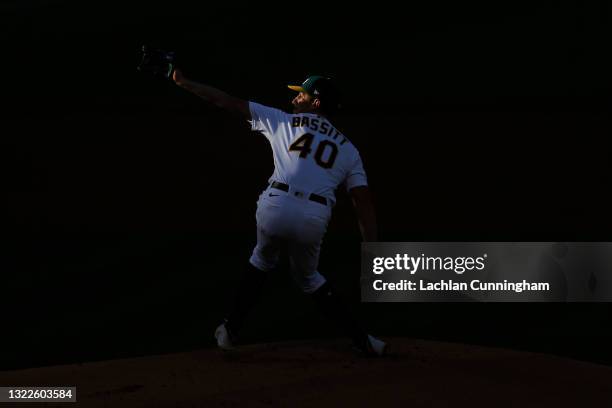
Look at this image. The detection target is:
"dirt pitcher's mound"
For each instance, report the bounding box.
[1,338,611,407]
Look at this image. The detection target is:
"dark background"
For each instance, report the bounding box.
[1,0,611,370]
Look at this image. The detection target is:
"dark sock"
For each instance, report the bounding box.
[311,282,368,347]
[225,263,268,338]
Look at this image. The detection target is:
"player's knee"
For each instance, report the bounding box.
[249,252,278,272]
[299,275,327,294]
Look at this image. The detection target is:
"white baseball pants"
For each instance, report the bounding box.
[249,186,331,294]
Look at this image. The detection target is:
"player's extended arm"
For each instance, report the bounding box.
[172,69,250,119]
[349,186,378,242]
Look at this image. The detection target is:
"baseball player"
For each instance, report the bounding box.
[172,69,386,356]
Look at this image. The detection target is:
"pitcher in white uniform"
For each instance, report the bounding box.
[172,70,386,356]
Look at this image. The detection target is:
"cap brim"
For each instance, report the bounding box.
[288,85,306,92]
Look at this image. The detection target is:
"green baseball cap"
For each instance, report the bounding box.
[288,75,327,96]
[288,75,339,101]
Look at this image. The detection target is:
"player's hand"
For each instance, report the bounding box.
[172,68,185,85]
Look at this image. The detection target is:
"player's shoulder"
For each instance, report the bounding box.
[249,101,292,118]
[335,130,361,158]
[324,118,358,151]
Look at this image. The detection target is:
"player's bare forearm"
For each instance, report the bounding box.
[172,69,250,119]
[350,186,378,242]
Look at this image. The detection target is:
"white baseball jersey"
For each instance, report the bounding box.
[248,101,368,205]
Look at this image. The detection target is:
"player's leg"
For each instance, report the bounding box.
[287,206,386,356]
[219,261,268,343]
[289,246,386,356]
[286,214,369,351]
[216,199,284,349]
[286,204,329,294]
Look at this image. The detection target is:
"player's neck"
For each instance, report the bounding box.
[307,108,325,118]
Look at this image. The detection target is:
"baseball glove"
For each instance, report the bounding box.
[137,46,176,79]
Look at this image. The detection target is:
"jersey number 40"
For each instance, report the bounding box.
[289,133,338,169]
